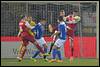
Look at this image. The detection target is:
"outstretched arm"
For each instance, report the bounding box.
[51,30,60,37]
[66,26,72,30]
[25,21,35,29]
[17,27,23,37]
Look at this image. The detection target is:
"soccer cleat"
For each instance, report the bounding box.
[39,53,43,57]
[44,58,49,62]
[17,57,22,62]
[42,53,50,56]
[30,57,37,62]
[48,52,51,56]
[56,60,63,63]
[44,53,51,57]
[70,56,73,64]
[48,59,56,62]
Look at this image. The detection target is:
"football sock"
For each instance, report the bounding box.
[21,47,26,59]
[35,44,45,54]
[52,48,57,59]
[32,51,40,58]
[49,42,54,54]
[44,47,47,59]
[57,49,62,60]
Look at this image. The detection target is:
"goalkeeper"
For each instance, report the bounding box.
[66,10,81,63]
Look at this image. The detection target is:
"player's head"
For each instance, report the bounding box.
[40,18,47,25]
[73,10,78,16]
[58,16,64,22]
[27,16,32,22]
[20,15,27,21]
[68,10,73,16]
[59,10,65,17]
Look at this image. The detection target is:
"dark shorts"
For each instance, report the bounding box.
[67,29,74,39]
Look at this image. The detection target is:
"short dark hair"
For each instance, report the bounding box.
[60,10,65,12]
[73,10,78,13]
[20,15,26,19]
[68,10,78,15]
[58,16,64,21]
[68,10,73,15]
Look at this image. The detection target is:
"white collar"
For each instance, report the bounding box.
[38,22,42,25]
[60,22,65,25]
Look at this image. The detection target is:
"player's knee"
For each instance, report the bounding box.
[57,47,60,49]
[34,41,38,45]
[53,45,57,49]
[43,44,48,48]
[21,46,26,51]
[57,48,60,51]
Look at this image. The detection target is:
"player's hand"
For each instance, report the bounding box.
[17,32,21,37]
[51,34,54,38]
[66,26,73,30]
[48,24,53,33]
[17,34,21,37]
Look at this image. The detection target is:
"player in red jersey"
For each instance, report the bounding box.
[17,16,47,61]
[66,11,81,63]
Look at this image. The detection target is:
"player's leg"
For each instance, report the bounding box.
[18,42,23,57]
[49,39,63,62]
[25,34,45,54]
[32,38,48,61]
[42,38,48,60]
[56,48,63,62]
[31,50,40,62]
[49,45,63,63]
[68,30,74,63]
[34,41,45,54]
[32,50,40,58]
[17,39,28,61]
[69,37,74,57]
[69,36,74,63]
[19,45,27,59]
[55,39,65,62]
[43,43,48,61]
[48,34,57,54]
[31,38,48,62]
[48,45,57,62]
[48,42,55,54]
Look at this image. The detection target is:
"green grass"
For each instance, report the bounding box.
[1,58,99,66]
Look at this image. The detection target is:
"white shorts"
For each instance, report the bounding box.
[54,38,66,48]
[36,37,46,47]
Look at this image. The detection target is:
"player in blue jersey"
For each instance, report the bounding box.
[30,18,48,62]
[48,16,70,62]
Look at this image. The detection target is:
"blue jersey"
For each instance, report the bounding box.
[58,22,67,40]
[31,23,44,39]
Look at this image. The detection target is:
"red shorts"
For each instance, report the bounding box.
[20,32,35,46]
[67,29,74,39]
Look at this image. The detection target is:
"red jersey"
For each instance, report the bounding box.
[66,15,76,29]
[19,20,29,34]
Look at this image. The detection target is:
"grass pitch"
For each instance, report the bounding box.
[1,58,99,66]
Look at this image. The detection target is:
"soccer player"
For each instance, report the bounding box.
[17,16,46,61]
[31,18,48,61]
[48,24,58,55]
[27,16,36,36]
[48,10,66,55]
[66,10,81,63]
[17,16,36,60]
[58,10,66,22]
[49,16,67,63]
